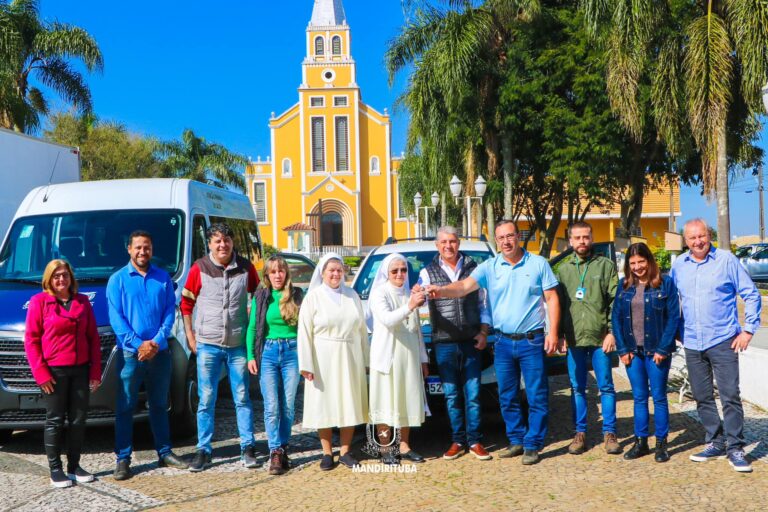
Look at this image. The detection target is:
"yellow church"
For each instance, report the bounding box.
[246,0,681,255]
[245,0,409,254]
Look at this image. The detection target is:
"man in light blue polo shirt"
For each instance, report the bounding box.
[426,220,560,465]
[671,218,761,473]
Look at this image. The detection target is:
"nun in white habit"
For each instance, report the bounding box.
[368,253,429,464]
[297,253,369,470]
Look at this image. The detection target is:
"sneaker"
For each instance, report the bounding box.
[189,450,212,472]
[469,443,492,460]
[498,444,524,458]
[604,433,621,454]
[50,469,73,488]
[113,459,131,481]
[319,453,335,471]
[568,432,586,455]
[338,453,359,469]
[269,448,286,475]
[689,443,726,462]
[280,446,291,470]
[66,465,95,483]
[381,451,400,466]
[521,449,540,465]
[241,445,259,469]
[727,451,753,473]
[158,452,189,469]
[654,437,670,463]
[442,442,465,460]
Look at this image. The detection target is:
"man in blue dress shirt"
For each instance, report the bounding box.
[671,218,761,473]
[107,230,188,480]
[426,220,561,465]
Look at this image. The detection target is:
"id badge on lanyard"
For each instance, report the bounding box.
[575,260,589,301]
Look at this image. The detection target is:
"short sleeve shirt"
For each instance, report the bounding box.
[470,251,559,333]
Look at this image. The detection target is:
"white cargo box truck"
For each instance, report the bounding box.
[0,127,80,235]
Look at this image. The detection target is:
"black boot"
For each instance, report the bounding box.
[655,437,670,463]
[623,437,650,460]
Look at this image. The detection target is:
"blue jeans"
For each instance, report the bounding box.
[196,343,254,453]
[434,341,482,446]
[625,349,670,438]
[567,346,616,434]
[259,339,300,451]
[494,333,548,450]
[114,349,172,462]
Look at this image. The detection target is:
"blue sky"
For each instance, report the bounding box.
[40,0,766,240]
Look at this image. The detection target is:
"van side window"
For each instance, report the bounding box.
[192,215,207,261]
[209,216,263,265]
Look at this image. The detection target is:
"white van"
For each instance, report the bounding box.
[0,179,263,440]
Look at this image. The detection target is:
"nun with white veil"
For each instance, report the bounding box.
[297,253,369,471]
[368,253,429,465]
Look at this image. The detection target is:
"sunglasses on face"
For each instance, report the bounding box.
[389,268,408,275]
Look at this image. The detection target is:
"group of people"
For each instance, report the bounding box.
[23,216,761,488]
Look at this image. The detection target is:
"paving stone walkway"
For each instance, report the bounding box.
[1,372,766,511]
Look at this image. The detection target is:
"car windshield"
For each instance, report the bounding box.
[282,255,315,290]
[0,209,185,282]
[353,249,494,299]
[735,246,754,258]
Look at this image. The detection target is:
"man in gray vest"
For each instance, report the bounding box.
[415,226,492,461]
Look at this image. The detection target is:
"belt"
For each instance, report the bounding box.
[499,328,545,340]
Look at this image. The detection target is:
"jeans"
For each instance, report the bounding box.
[115,349,172,462]
[196,343,254,453]
[259,339,300,451]
[625,349,670,438]
[434,341,482,446]
[566,346,616,434]
[43,365,89,471]
[494,333,548,450]
[685,339,744,453]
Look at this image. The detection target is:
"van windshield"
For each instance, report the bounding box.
[0,209,185,282]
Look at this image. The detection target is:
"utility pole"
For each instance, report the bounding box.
[668,177,676,232]
[757,162,765,242]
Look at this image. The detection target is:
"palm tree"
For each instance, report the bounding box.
[387,0,540,223]
[581,0,768,250]
[0,0,103,132]
[161,129,247,191]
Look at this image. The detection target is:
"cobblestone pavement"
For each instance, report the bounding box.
[1,371,767,512]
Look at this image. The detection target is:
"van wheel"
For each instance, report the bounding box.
[0,429,12,444]
[171,359,198,440]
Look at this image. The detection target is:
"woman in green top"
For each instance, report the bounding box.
[246,256,304,475]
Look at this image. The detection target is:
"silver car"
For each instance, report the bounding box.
[740,246,768,282]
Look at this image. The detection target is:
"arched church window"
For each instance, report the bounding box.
[314,36,325,56]
[332,36,342,55]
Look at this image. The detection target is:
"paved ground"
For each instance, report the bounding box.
[1,372,767,512]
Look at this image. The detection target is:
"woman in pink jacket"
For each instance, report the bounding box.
[24,259,102,488]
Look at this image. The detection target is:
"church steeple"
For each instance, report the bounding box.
[309,0,346,27]
[303,0,355,88]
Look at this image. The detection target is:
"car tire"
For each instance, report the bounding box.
[0,429,12,444]
[171,358,198,440]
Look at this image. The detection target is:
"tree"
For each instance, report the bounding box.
[387,0,541,234]
[160,129,247,190]
[581,0,768,251]
[0,0,102,132]
[45,112,170,181]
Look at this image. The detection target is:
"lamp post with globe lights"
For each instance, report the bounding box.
[449,175,487,237]
[414,191,440,238]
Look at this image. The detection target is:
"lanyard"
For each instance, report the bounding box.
[575,258,590,288]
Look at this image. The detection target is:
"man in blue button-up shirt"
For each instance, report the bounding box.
[670,218,761,473]
[107,230,187,480]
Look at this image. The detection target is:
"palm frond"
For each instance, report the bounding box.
[36,23,104,72]
[651,36,687,156]
[726,0,768,108]
[684,12,733,194]
[37,57,92,112]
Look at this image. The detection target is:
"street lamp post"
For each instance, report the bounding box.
[449,175,487,237]
[414,192,439,238]
[761,83,768,242]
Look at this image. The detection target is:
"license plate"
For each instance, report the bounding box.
[425,376,443,395]
[19,394,44,409]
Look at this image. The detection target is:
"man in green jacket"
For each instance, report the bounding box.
[556,221,620,455]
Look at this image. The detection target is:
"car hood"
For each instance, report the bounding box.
[0,282,110,333]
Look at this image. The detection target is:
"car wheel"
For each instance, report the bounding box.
[0,429,12,445]
[171,358,198,440]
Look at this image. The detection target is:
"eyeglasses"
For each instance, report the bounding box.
[389,268,408,275]
[495,233,518,242]
[52,272,71,280]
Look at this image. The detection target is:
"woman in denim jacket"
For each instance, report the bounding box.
[612,243,680,462]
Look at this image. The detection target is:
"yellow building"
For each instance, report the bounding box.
[517,182,681,253]
[246,0,681,255]
[245,0,409,253]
